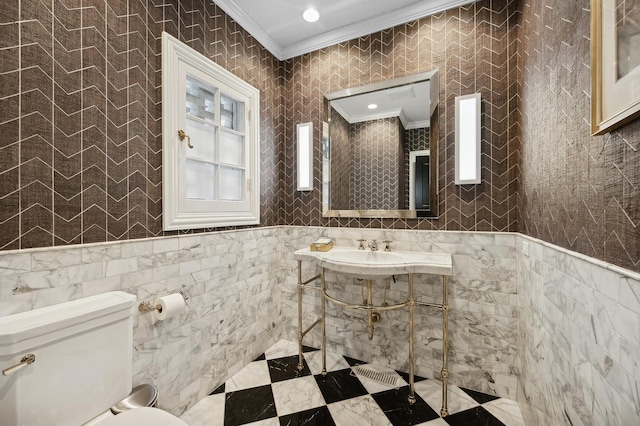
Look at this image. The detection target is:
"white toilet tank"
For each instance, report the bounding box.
[0,291,137,426]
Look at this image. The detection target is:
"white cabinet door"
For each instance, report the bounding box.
[162,32,260,230]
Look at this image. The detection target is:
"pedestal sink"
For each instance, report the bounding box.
[293,245,453,415]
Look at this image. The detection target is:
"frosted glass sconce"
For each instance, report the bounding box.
[297,122,313,191]
[455,93,481,185]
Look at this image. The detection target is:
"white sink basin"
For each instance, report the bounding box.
[294,247,452,278]
[321,250,405,265]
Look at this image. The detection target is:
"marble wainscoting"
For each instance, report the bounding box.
[0,227,283,416]
[280,226,519,400]
[517,236,640,426]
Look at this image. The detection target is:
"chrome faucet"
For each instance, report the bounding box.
[368,240,378,251]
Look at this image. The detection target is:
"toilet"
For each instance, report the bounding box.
[0,291,188,426]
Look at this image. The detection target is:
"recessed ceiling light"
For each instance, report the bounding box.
[368,103,378,110]
[302,8,320,23]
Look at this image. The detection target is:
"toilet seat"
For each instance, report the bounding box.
[99,407,188,426]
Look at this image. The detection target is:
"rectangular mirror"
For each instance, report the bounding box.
[323,70,439,218]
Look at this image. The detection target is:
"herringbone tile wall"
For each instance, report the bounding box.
[519,0,640,272]
[3,0,637,273]
[0,0,282,249]
[328,108,350,210]
[282,0,521,232]
[349,117,403,210]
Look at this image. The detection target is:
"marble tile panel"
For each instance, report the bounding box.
[620,276,640,315]
[57,262,104,286]
[0,253,32,276]
[264,339,300,360]
[303,349,352,375]
[81,275,122,297]
[4,269,59,294]
[105,257,138,277]
[418,418,449,426]
[225,360,271,392]
[82,244,122,263]
[415,380,478,414]
[180,394,225,426]
[31,248,81,271]
[271,375,326,416]
[327,394,390,426]
[152,237,180,254]
[31,284,82,309]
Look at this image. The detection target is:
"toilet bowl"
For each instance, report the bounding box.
[0,292,188,426]
[86,407,188,426]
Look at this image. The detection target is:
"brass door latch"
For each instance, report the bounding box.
[178,130,194,149]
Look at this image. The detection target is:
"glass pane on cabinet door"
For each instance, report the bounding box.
[219,130,244,167]
[186,160,216,200]
[220,94,244,132]
[219,166,244,201]
[186,76,216,122]
[185,119,216,162]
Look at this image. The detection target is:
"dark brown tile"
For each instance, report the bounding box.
[21,224,53,248]
[0,214,20,249]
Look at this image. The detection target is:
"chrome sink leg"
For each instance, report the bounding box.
[408,273,416,404]
[297,260,304,371]
[441,275,450,416]
[321,268,327,375]
[366,280,374,340]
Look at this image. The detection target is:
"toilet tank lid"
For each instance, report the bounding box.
[0,291,136,346]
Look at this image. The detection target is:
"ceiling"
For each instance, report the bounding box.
[213,0,479,60]
[330,80,432,129]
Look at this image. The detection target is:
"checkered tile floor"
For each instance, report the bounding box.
[181,340,525,426]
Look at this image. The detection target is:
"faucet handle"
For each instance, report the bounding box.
[368,239,378,251]
[382,240,392,251]
[357,239,366,250]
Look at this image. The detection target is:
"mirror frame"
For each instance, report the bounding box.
[323,70,439,219]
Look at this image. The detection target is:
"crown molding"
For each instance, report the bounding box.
[214,0,479,61]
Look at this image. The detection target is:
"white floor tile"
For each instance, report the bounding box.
[271,375,326,416]
[416,418,450,426]
[328,394,392,426]
[180,393,225,426]
[303,349,351,375]
[225,360,271,392]
[243,418,279,426]
[483,398,526,426]
[264,340,300,360]
[415,380,478,415]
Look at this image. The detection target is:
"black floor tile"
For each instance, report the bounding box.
[302,345,320,352]
[372,386,440,426]
[460,387,500,404]
[279,406,336,426]
[210,383,225,395]
[314,369,368,404]
[395,370,428,384]
[267,355,312,383]
[224,384,277,426]
[342,355,365,366]
[254,353,266,361]
[444,406,506,426]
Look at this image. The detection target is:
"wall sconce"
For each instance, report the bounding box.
[455,93,481,185]
[297,122,313,191]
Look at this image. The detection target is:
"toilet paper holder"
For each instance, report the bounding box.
[138,291,189,313]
